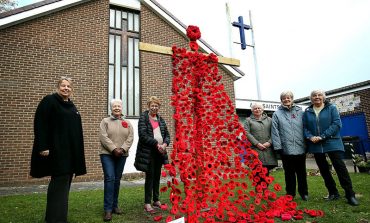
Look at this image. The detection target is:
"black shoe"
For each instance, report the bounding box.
[103,212,112,222]
[347,196,359,206]
[301,195,308,201]
[112,207,123,215]
[323,194,340,200]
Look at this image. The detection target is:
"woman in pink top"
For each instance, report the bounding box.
[134,96,170,213]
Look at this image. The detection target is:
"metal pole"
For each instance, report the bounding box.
[249,10,261,100]
[225,2,233,58]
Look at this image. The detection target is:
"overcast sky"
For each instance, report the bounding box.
[156,0,370,101]
[16,0,370,101]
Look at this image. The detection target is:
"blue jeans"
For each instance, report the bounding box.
[100,154,127,211]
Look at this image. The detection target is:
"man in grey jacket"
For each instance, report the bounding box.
[271,91,308,201]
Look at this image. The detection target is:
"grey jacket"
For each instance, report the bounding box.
[244,113,277,166]
[271,104,306,155]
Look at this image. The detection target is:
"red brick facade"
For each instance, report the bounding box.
[0,0,110,186]
[0,0,236,186]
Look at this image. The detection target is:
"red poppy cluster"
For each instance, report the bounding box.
[155,25,323,222]
[121,121,128,128]
[186,25,201,41]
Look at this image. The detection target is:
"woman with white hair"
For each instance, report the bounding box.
[271,91,308,201]
[303,90,359,206]
[244,103,277,190]
[99,98,134,221]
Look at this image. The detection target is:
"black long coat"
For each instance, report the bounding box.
[30,93,86,178]
[134,110,170,172]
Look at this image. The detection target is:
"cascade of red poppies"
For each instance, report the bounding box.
[157,25,323,223]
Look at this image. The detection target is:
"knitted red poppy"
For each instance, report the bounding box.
[121,121,128,128]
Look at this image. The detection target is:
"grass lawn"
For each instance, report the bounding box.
[0,169,369,223]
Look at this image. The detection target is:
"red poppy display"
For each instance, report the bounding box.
[158,25,324,222]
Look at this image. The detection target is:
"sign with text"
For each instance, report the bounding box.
[236,99,280,111]
[236,99,307,111]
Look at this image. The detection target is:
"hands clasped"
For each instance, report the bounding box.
[310,136,322,143]
[39,150,50,156]
[112,148,124,157]
[157,144,167,154]
[256,142,271,151]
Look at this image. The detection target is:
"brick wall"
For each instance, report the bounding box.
[358,88,370,136]
[0,0,110,186]
[0,2,237,186]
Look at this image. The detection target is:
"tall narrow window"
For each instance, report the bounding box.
[108,7,140,117]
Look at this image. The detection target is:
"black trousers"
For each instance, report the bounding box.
[144,154,162,204]
[314,151,355,198]
[281,154,308,197]
[45,174,73,223]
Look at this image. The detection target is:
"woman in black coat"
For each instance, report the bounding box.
[30,76,86,223]
[134,96,170,213]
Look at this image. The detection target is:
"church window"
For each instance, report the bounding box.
[108,7,140,117]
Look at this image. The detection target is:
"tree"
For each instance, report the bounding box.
[0,0,17,13]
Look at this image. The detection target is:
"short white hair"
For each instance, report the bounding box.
[251,102,264,111]
[110,98,122,109]
[310,90,326,103]
[280,90,294,100]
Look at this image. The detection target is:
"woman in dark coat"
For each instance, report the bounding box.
[303,89,359,206]
[30,76,86,223]
[134,96,170,213]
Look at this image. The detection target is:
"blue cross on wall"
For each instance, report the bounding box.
[232,16,251,50]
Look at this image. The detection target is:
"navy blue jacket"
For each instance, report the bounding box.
[303,102,344,153]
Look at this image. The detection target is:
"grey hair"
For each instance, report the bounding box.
[251,102,264,111]
[56,76,73,89]
[310,90,326,103]
[110,98,123,109]
[280,90,294,100]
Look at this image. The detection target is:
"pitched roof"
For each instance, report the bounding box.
[0,0,245,80]
[294,80,370,104]
[0,0,91,28]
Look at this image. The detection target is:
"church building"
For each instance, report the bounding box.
[0,0,244,185]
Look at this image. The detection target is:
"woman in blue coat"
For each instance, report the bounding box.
[271,91,308,201]
[303,90,359,206]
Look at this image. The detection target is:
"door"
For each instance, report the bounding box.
[340,113,369,153]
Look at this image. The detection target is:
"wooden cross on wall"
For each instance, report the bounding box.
[139,42,240,66]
